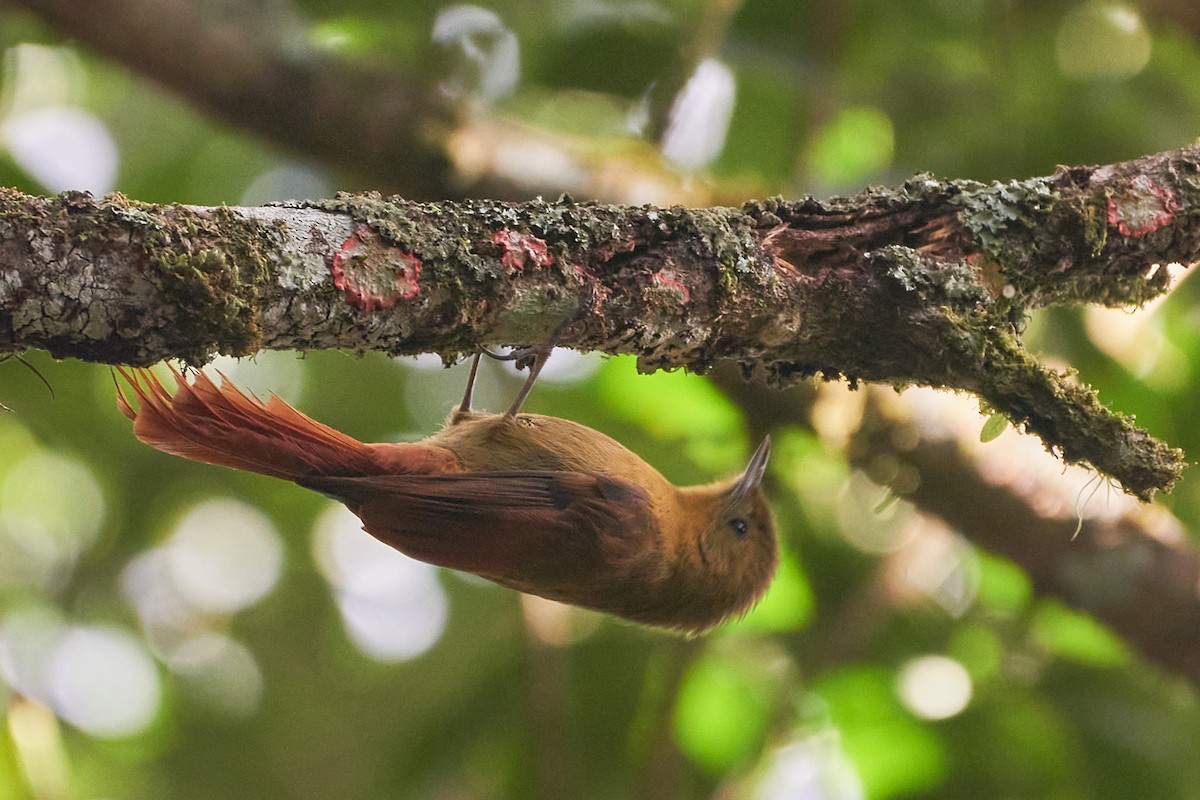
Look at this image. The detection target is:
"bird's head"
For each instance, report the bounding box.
[673,436,778,631]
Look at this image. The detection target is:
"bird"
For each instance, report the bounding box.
[115,353,778,633]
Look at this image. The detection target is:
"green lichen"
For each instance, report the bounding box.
[490,284,583,341]
[953,177,1056,257]
[681,206,761,296]
[953,317,1184,500]
[103,195,272,364]
[948,177,1059,306]
[876,245,990,306]
[0,187,39,243]
[1080,196,1108,257]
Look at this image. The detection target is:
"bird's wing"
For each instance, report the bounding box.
[299,470,661,596]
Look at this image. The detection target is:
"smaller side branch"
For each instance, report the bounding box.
[966,326,1183,501]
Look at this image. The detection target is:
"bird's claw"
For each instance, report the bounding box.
[481,344,553,372]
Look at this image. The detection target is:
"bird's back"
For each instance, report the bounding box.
[431,412,676,495]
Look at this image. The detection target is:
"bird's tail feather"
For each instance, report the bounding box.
[116,366,379,480]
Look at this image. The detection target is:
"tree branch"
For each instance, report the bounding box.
[2,145,1199,497]
[2,0,456,199]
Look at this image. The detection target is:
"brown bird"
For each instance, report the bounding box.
[115,355,777,632]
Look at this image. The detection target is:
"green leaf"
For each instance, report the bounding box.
[597,357,744,474]
[979,412,1009,442]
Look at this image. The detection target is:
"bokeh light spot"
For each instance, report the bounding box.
[0,607,67,702]
[399,354,503,430]
[521,594,601,646]
[674,655,771,772]
[498,348,601,385]
[662,58,737,170]
[432,4,520,102]
[122,547,205,641]
[313,504,448,661]
[165,499,284,615]
[166,633,263,719]
[204,352,309,406]
[805,106,894,189]
[896,655,973,721]
[1032,601,1130,666]
[1,43,83,112]
[239,164,331,205]
[753,734,865,800]
[814,667,947,798]
[730,550,814,633]
[47,626,161,738]
[0,451,104,590]
[1056,3,1151,79]
[2,106,118,194]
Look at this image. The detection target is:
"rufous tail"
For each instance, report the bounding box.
[116,366,383,481]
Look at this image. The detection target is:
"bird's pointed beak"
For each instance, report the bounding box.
[731,435,771,502]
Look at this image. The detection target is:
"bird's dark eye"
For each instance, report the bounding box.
[728,518,748,538]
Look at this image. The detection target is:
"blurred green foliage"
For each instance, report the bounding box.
[1,0,1200,799]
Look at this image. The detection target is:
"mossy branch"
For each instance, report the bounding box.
[2,145,1199,498]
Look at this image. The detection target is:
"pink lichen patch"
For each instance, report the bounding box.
[493,228,554,272]
[331,225,421,311]
[650,269,691,305]
[1106,175,1178,237]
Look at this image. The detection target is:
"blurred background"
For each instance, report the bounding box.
[1,0,1200,798]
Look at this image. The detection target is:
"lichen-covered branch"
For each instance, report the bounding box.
[2,145,1199,497]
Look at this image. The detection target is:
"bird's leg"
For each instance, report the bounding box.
[482,345,554,417]
[456,352,484,416]
[505,346,550,417]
